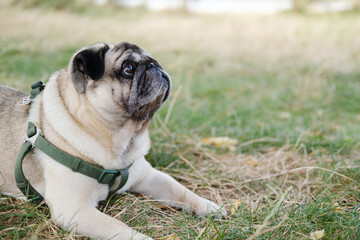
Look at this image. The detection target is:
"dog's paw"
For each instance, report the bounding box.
[206,200,228,219]
[194,198,227,219]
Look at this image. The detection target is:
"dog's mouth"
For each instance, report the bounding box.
[125,63,171,121]
[160,70,171,103]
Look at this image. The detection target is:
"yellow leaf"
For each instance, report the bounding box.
[230,200,241,215]
[310,229,325,240]
[332,202,339,209]
[151,202,169,209]
[245,159,259,166]
[202,137,238,150]
[156,234,181,240]
[331,202,345,213]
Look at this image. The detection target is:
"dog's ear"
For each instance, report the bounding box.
[70,44,109,93]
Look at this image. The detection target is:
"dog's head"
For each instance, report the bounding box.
[68,42,171,122]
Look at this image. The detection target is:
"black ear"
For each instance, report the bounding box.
[71,44,109,93]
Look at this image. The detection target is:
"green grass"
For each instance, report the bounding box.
[0,1,359,239]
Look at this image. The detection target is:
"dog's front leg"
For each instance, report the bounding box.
[42,160,151,240]
[50,203,150,240]
[129,159,226,218]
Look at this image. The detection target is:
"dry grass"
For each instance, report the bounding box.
[160,140,357,207]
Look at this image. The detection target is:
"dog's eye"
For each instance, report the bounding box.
[123,63,134,77]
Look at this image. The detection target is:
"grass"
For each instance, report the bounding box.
[0,1,359,239]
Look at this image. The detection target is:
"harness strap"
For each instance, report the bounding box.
[30,81,45,100]
[15,140,44,204]
[15,81,131,203]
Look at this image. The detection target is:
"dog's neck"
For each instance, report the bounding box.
[29,70,151,169]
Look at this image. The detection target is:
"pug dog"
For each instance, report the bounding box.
[0,42,226,240]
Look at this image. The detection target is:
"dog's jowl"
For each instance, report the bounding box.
[0,42,226,240]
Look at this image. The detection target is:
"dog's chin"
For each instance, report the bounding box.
[124,82,169,122]
[124,67,171,121]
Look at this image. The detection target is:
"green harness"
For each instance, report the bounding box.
[15,81,131,204]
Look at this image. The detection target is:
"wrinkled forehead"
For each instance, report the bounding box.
[109,42,151,64]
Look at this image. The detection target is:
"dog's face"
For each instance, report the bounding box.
[69,42,171,123]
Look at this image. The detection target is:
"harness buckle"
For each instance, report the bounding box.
[24,126,42,147]
[18,96,33,105]
[97,169,119,186]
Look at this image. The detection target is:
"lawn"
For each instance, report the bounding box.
[0,1,359,239]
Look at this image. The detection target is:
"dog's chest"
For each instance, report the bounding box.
[112,129,150,169]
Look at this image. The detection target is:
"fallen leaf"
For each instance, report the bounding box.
[202,137,238,150]
[245,159,259,166]
[331,202,345,213]
[151,202,169,209]
[156,234,181,240]
[310,229,325,240]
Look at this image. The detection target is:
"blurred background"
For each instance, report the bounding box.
[1,0,359,152]
[0,0,359,239]
[103,0,360,13]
